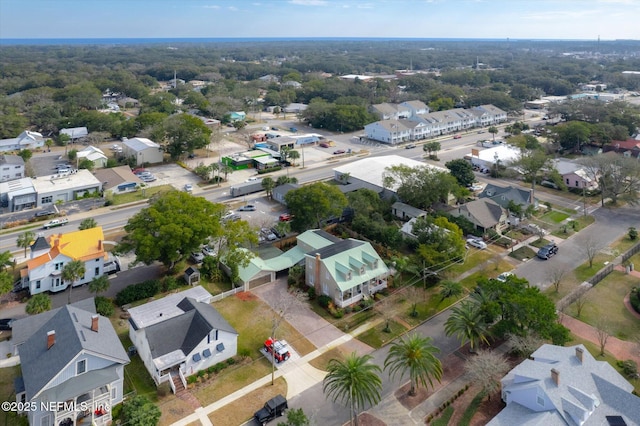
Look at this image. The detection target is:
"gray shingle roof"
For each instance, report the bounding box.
[17,304,128,399]
[455,198,504,228]
[145,297,237,359]
[480,184,533,208]
[0,154,25,166]
[488,344,640,426]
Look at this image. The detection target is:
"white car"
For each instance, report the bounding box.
[496,272,513,282]
[191,252,204,263]
[466,238,487,250]
[184,184,193,192]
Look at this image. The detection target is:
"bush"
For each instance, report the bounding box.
[617,360,638,379]
[162,276,181,292]
[238,348,251,358]
[307,287,316,300]
[95,296,115,317]
[631,288,640,314]
[115,279,161,306]
[318,295,332,309]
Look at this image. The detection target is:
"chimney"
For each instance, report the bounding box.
[98,240,103,251]
[550,368,560,386]
[314,253,322,296]
[91,315,99,332]
[47,330,56,349]
[575,347,584,364]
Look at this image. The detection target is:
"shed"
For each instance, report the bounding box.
[184,266,200,286]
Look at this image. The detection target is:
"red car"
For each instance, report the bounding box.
[319,143,330,148]
[333,149,346,155]
[264,338,291,363]
[453,134,462,139]
[279,213,292,222]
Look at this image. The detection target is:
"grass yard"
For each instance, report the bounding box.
[214,293,315,359]
[439,249,494,278]
[567,271,640,342]
[206,378,287,426]
[0,366,28,426]
[573,253,616,283]
[192,358,273,406]
[158,396,195,426]
[540,210,570,224]
[308,346,350,370]
[508,246,537,261]
[358,319,408,349]
[109,184,175,205]
[529,237,551,249]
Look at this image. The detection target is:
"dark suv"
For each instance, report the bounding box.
[537,242,558,260]
[254,394,287,425]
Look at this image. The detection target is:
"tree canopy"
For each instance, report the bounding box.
[117,191,226,270]
[382,165,459,210]
[285,182,348,232]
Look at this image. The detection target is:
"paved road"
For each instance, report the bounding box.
[290,308,460,426]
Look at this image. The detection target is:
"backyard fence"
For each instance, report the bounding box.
[210,286,243,302]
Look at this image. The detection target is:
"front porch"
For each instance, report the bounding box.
[53,385,112,426]
[335,277,388,308]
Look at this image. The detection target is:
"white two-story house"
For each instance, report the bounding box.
[12,301,129,426]
[21,227,108,295]
[128,286,238,393]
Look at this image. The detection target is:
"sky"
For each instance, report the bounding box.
[0,0,638,41]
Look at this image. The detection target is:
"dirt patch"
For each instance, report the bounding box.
[355,412,386,426]
[395,382,430,410]
[443,385,505,426]
[395,351,467,411]
[235,291,257,301]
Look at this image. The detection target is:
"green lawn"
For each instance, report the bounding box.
[109,185,175,205]
[214,293,315,359]
[358,319,408,348]
[530,238,550,248]
[573,253,615,283]
[508,246,537,261]
[567,271,640,342]
[540,210,570,224]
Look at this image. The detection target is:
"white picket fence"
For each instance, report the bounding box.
[210,287,243,302]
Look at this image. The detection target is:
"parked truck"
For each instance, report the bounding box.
[264,337,291,363]
[254,394,288,425]
[43,218,69,229]
[230,180,263,198]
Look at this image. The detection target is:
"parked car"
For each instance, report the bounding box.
[140,175,156,182]
[453,134,462,139]
[537,242,558,260]
[264,338,291,363]
[184,184,193,192]
[271,227,285,239]
[477,129,486,133]
[254,394,288,425]
[202,246,217,257]
[319,143,330,148]
[496,272,513,282]
[279,213,292,222]
[103,260,120,275]
[466,238,487,250]
[191,252,205,264]
[0,318,15,331]
[333,149,346,155]
[405,143,416,149]
[237,204,256,211]
[468,184,484,192]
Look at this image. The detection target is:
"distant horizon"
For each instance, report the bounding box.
[2,36,638,46]
[1,1,638,41]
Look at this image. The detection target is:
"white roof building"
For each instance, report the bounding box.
[32,169,102,208]
[77,146,108,168]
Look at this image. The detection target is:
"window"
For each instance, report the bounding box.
[575,180,579,187]
[77,359,87,375]
[55,262,63,271]
[111,387,117,401]
[94,267,99,276]
[35,280,40,289]
[41,196,53,204]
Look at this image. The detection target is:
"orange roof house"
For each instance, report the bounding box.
[22,227,108,295]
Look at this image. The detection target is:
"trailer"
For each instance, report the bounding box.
[230,180,264,197]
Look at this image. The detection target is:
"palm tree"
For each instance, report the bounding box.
[0,250,13,272]
[62,260,86,305]
[488,125,498,141]
[444,301,490,352]
[323,352,382,426]
[384,333,443,396]
[261,177,276,198]
[288,149,300,166]
[208,162,220,184]
[220,164,233,181]
[16,231,35,258]
[79,218,98,230]
[88,275,110,297]
[439,280,464,301]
